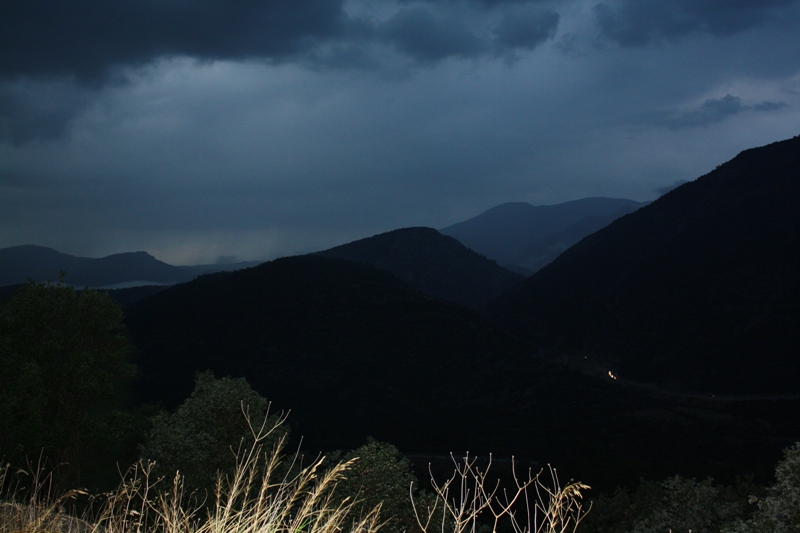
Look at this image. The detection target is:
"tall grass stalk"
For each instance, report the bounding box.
[411,454,589,533]
[2,410,382,533]
[0,457,91,533]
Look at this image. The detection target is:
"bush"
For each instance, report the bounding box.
[333,439,421,533]
[726,442,800,532]
[139,371,287,495]
[585,475,752,533]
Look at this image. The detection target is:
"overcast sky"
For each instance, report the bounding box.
[2,0,799,265]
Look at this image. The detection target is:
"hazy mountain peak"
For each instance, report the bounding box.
[317,226,524,307]
[441,197,647,273]
[0,245,263,291]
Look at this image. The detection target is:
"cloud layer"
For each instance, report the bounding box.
[1,0,799,264]
[594,0,795,46]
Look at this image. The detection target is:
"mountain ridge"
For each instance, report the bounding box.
[487,135,800,395]
[0,245,263,288]
[316,226,524,307]
[440,197,646,273]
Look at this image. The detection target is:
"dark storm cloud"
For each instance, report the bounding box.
[753,101,789,111]
[0,0,355,143]
[1,1,799,264]
[0,80,92,144]
[1,0,566,143]
[0,0,348,83]
[2,0,564,83]
[402,0,553,6]
[377,3,560,63]
[492,9,560,51]
[594,0,797,46]
[379,7,487,62]
[662,94,789,129]
[680,94,748,126]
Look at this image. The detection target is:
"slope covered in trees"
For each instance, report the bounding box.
[0,281,137,489]
[124,253,798,490]
[126,255,547,454]
[488,136,800,395]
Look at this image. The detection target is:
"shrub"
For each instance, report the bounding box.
[726,442,800,533]
[139,371,287,495]
[333,439,421,533]
[584,475,753,533]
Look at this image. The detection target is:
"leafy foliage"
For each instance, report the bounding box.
[584,474,754,533]
[332,438,422,533]
[726,442,800,532]
[0,280,136,488]
[139,371,286,494]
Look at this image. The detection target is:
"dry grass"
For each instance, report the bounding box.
[1,412,382,533]
[0,459,93,533]
[3,413,589,533]
[411,454,590,533]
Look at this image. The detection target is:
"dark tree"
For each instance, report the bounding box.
[139,371,286,495]
[0,280,136,489]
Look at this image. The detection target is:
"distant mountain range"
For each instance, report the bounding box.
[2,196,640,301]
[3,135,799,489]
[441,197,647,274]
[0,245,261,288]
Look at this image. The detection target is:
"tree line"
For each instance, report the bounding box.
[1,280,798,532]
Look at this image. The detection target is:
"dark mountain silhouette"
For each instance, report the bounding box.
[316,227,524,307]
[0,245,261,289]
[125,255,544,454]
[488,135,800,395]
[0,245,94,285]
[69,251,183,287]
[124,254,797,490]
[441,198,646,274]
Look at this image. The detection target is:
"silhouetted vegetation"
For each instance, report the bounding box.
[0,280,138,489]
[139,371,287,496]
